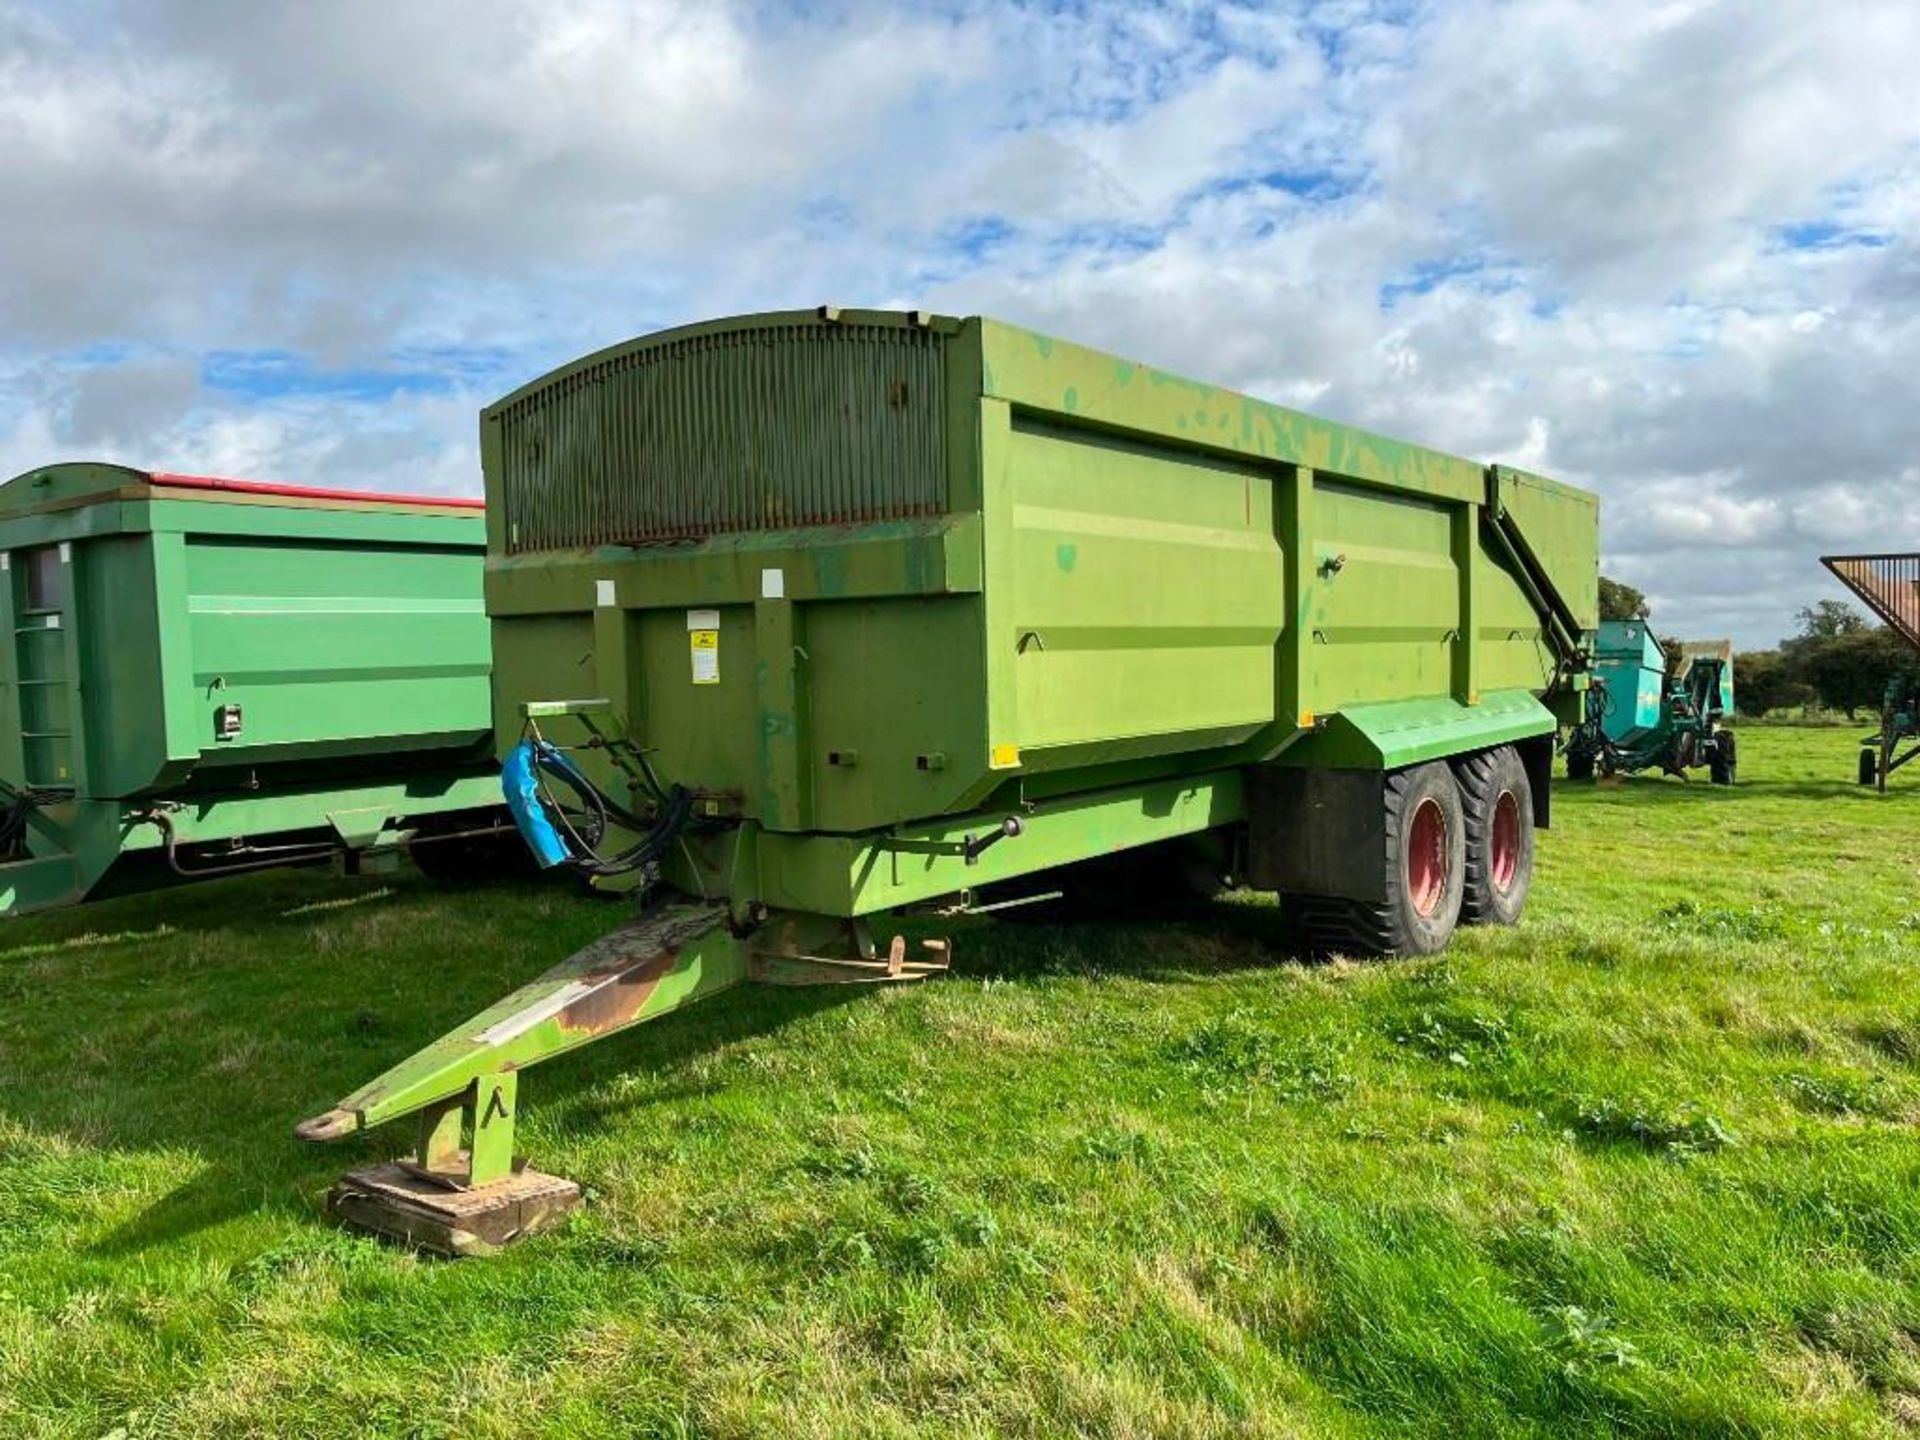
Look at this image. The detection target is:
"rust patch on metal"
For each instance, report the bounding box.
[555,943,684,1034]
[536,905,729,1037]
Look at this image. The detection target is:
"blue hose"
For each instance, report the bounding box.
[501,740,571,869]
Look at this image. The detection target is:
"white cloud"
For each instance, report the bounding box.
[1,0,1918,647]
[1631,478,1781,549]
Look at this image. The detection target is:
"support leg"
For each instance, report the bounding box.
[328,1070,571,1256]
[415,1093,465,1175]
[468,1071,518,1187]
[399,1071,517,1187]
[301,902,746,1254]
[299,899,946,1254]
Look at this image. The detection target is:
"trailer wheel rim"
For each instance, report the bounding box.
[1407,797,1447,918]
[1490,789,1521,894]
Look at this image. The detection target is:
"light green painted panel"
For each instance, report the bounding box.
[1307,480,1460,710]
[490,613,599,754]
[1003,416,1280,764]
[483,516,984,616]
[1473,545,1559,698]
[1492,465,1600,632]
[635,602,760,806]
[978,319,1486,503]
[803,596,985,833]
[486,529,999,835]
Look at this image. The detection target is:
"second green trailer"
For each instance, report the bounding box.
[0,465,506,913]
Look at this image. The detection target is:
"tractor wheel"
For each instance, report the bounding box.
[1859,747,1879,787]
[1708,731,1737,787]
[1457,745,1534,926]
[1283,762,1465,958]
[1565,747,1595,781]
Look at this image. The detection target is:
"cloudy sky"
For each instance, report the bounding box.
[3,0,1916,647]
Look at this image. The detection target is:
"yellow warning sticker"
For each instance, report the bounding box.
[989,742,1021,769]
[690,629,719,685]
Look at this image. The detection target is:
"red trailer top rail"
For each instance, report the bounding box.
[146,471,485,512]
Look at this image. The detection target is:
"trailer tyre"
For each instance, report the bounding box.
[1457,745,1533,926]
[1859,747,1878,787]
[1283,762,1465,959]
[1708,731,1737,787]
[1565,747,1595,781]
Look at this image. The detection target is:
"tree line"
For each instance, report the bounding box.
[1598,577,1912,720]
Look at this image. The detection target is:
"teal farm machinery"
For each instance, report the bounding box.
[1564,620,1735,784]
[1823,553,1920,790]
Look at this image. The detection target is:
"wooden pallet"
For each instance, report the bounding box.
[327,1160,581,1257]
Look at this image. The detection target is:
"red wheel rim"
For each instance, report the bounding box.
[1490,789,1520,894]
[1407,797,1447,917]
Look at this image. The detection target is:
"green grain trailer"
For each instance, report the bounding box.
[0,464,506,913]
[300,310,1599,1253]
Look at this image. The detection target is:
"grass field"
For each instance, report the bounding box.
[5,724,1920,1437]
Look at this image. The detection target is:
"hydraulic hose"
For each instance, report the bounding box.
[502,737,696,879]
